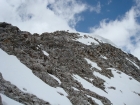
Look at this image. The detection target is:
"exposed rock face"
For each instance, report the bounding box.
[0,22,140,105]
[0,95,2,105]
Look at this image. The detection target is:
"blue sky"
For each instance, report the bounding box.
[76,0,135,32]
[0,0,140,59]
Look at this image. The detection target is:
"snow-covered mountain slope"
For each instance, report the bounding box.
[0,22,140,105]
[0,49,72,105]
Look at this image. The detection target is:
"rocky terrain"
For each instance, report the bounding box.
[0,22,140,105]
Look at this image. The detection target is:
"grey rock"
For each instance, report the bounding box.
[0,95,2,105]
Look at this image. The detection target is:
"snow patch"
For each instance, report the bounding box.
[126,58,140,69]
[89,78,94,82]
[0,93,23,105]
[42,50,49,56]
[100,55,107,59]
[49,73,61,84]
[72,74,107,96]
[56,87,68,96]
[86,95,103,105]
[85,58,102,71]
[75,35,99,45]
[72,87,79,91]
[75,32,117,47]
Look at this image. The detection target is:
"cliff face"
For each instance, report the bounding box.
[0,22,140,105]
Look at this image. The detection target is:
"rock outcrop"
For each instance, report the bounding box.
[0,22,140,105]
[0,95,2,105]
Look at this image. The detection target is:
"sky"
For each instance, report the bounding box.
[0,0,140,60]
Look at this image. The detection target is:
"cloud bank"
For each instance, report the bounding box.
[90,1,140,59]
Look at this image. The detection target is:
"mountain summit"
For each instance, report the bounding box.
[0,22,140,105]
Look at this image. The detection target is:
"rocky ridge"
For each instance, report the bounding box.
[0,22,140,105]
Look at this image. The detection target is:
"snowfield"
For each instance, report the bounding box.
[72,74,108,96]
[0,49,72,105]
[73,69,140,105]
[93,68,140,105]
[75,32,117,47]
[0,93,23,105]
[75,35,99,45]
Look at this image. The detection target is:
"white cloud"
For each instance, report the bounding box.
[107,0,112,5]
[90,1,140,59]
[88,2,101,13]
[0,0,100,34]
[0,0,73,33]
[47,0,87,28]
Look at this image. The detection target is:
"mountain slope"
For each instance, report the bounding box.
[0,22,140,105]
